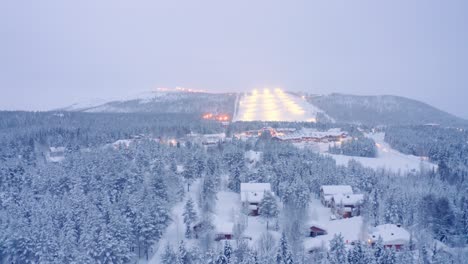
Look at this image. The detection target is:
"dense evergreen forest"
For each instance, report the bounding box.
[0,112,466,263]
[385,125,468,186]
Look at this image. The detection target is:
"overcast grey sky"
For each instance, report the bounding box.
[1,0,467,118]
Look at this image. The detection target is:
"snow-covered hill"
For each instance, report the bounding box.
[57,90,466,126]
[58,89,236,115]
[307,93,466,126]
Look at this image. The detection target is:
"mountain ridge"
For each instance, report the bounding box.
[307,93,466,126]
[56,90,466,126]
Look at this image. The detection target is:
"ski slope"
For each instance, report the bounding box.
[234,88,326,122]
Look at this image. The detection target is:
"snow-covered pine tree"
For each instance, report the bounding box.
[223,241,232,263]
[348,241,364,264]
[177,240,191,264]
[276,232,294,264]
[204,249,217,264]
[200,173,218,213]
[328,233,347,264]
[361,242,377,264]
[183,198,198,238]
[381,246,396,264]
[161,244,177,264]
[258,231,276,262]
[374,236,385,264]
[258,191,279,230]
[397,245,414,264]
[215,254,228,264]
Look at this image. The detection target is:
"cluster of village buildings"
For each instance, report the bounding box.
[46,128,411,252]
[320,185,364,219]
[43,126,347,157]
[192,181,410,251]
[235,127,347,143]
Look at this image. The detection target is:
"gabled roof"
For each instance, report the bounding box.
[50,146,66,152]
[216,222,234,234]
[369,224,410,245]
[275,128,346,141]
[241,183,271,192]
[245,150,262,162]
[320,185,353,196]
[332,193,364,206]
[307,221,327,231]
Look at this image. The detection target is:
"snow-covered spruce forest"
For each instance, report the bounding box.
[0,111,467,263]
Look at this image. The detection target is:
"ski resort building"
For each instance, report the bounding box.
[368,224,411,250]
[201,133,226,146]
[186,132,226,146]
[273,128,347,143]
[240,183,272,216]
[320,185,354,206]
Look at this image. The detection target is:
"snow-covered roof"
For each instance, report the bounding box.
[240,183,271,203]
[275,128,297,132]
[307,221,327,231]
[248,205,258,210]
[215,222,234,234]
[203,133,226,139]
[49,146,65,152]
[176,165,185,173]
[275,128,346,141]
[245,150,262,162]
[241,183,271,192]
[320,185,353,196]
[369,224,410,246]
[47,156,65,163]
[202,133,226,144]
[332,194,364,206]
[112,139,133,148]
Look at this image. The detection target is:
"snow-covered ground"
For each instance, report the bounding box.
[326,133,436,173]
[147,180,364,263]
[147,180,202,264]
[233,89,327,122]
[294,132,436,173]
[145,132,437,263]
[303,198,364,251]
[148,178,279,263]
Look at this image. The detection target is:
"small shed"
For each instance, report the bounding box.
[308,223,327,237]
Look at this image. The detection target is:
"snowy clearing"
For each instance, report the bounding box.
[295,132,436,173]
[304,198,364,251]
[327,133,436,173]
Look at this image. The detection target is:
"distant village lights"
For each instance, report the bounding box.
[202,113,230,122]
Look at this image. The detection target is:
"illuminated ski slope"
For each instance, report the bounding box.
[234,88,322,122]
